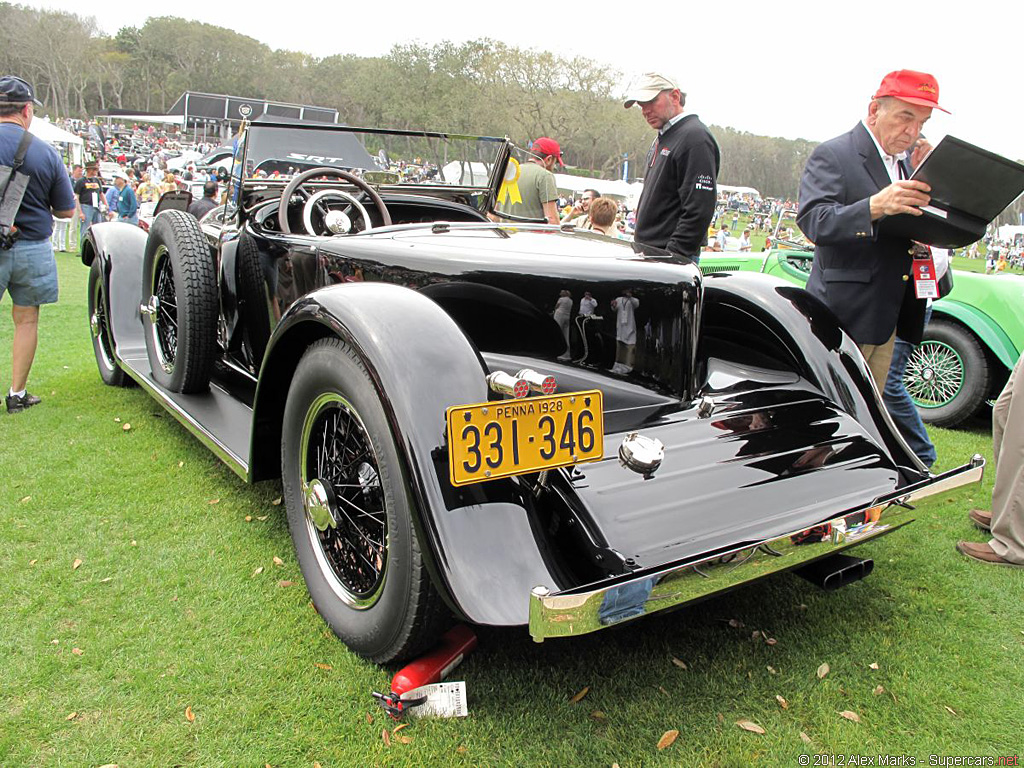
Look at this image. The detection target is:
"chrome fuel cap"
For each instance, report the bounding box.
[618,432,665,479]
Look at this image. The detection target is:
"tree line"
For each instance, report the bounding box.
[3,3,1022,222]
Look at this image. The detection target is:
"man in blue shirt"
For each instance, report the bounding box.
[113,175,138,225]
[0,76,75,413]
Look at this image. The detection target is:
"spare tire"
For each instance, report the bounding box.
[141,210,218,393]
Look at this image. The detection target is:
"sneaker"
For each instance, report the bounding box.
[5,391,41,414]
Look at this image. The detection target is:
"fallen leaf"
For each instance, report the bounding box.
[122,423,131,431]
[839,710,861,723]
[171,595,178,602]
[658,686,670,696]
[272,496,283,506]
[71,647,83,655]
[72,558,83,570]
[114,417,121,422]
[273,556,284,566]
[716,713,724,724]
[589,710,607,721]
[656,729,679,750]
[736,719,765,734]
[569,686,590,704]
[799,731,812,744]
[97,764,119,768]
[944,706,958,716]
[257,515,269,521]
[456,746,467,754]
[277,580,296,588]
[765,637,778,646]
[392,723,408,734]
[869,662,879,670]
[314,763,322,768]
[99,577,113,583]
[185,705,195,722]
[365,712,373,724]
[816,662,830,680]
[131,540,137,546]
[728,618,745,629]
[66,711,78,720]
[20,496,31,503]
[208,499,220,505]
[178,461,184,467]
[252,566,264,577]
[382,728,391,746]
[315,663,332,671]
[873,685,885,696]
[766,666,778,675]
[751,631,761,640]
[797,603,808,611]
[671,657,687,670]
[399,736,412,744]
[244,515,252,522]
[775,695,789,710]
[29,559,37,566]
[50,639,58,645]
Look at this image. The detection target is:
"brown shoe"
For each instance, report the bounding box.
[968,508,992,531]
[956,540,1024,568]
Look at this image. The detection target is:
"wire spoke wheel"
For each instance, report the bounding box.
[904,339,963,408]
[151,246,179,369]
[300,392,388,608]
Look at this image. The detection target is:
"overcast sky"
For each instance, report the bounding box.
[29,0,1024,161]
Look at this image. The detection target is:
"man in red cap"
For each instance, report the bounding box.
[797,69,948,391]
[497,136,562,225]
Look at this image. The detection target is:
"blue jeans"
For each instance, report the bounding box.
[883,306,936,467]
[117,214,139,226]
[80,204,104,244]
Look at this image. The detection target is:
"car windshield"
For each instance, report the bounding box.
[239,122,507,191]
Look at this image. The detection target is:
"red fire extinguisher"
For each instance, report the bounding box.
[372,624,477,719]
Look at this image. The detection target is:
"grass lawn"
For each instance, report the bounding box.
[1,250,1022,766]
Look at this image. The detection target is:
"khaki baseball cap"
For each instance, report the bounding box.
[623,72,681,108]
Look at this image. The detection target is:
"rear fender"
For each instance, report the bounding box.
[700,273,925,477]
[250,283,567,625]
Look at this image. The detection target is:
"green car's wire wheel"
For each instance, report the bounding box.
[904,318,990,428]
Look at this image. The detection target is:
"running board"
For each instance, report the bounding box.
[119,355,253,481]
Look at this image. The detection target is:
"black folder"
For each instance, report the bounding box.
[879,136,1024,248]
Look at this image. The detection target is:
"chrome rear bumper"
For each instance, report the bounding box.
[528,455,984,641]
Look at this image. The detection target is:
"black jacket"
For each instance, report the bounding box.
[634,114,720,258]
[797,122,925,345]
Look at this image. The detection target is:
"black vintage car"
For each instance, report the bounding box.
[82,121,984,663]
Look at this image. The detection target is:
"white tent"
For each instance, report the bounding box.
[29,118,84,166]
[554,174,638,204]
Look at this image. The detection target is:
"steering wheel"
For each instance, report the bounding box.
[278,167,392,235]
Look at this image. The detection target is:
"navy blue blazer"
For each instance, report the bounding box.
[797,122,926,345]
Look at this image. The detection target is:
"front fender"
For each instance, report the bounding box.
[932,300,1020,373]
[250,283,569,626]
[82,222,149,361]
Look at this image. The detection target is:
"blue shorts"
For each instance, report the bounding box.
[0,238,59,306]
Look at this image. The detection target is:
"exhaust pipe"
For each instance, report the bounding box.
[794,554,874,591]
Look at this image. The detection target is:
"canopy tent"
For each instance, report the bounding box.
[29,118,83,166]
[718,184,761,199]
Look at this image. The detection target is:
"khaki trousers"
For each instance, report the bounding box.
[858,331,897,393]
[989,352,1024,564]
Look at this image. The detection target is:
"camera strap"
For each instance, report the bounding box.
[0,128,35,232]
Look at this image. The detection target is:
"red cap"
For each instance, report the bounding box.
[873,70,949,113]
[532,137,564,166]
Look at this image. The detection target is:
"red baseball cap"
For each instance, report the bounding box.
[532,137,564,166]
[873,70,949,113]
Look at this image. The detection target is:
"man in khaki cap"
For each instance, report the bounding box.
[624,73,719,260]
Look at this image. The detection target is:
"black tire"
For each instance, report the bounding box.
[904,318,991,428]
[87,260,132,388]
[235,234,272,372]
[141,210,218,393]
[281,338,447,663]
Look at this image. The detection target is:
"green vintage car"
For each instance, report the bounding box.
[700,248,1024,427]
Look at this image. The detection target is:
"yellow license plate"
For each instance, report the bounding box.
[446,390,604,486]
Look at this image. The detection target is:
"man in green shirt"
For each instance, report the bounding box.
[498,137,562,224]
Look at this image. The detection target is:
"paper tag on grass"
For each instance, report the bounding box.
[402,681,468,718]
